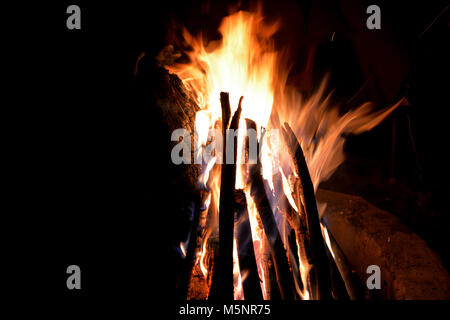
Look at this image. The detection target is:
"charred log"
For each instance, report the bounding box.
[235,189,263,300]
[209,93,242,300]
[177,192,208,299]
[281,122,332,300]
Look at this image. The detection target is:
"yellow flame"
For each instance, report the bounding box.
[233,238,244,300]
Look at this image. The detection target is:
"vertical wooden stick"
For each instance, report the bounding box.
[234,189,263,300]
[281,122,332,300]
[209,93,242,300]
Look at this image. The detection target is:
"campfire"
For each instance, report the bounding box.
[146,6,411,300]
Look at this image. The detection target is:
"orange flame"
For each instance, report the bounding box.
[233,238,244,300]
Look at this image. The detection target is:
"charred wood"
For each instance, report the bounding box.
[247,120,296,300]
[235,190,263,300]
[177,192,208,299]
[323,225,365,300]
[209,93,242,300]
[281,122,332,300]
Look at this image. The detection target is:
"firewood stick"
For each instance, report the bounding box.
[234,189,263,300]
[280,180,315,298]
[277,194,308,298]
[271,172,304,300]
[287,228,306,296]
[177,192,205,299]
[281,122,332,300]
[209,93,242,301]
[246,119,296,300]
[262,236,282,300]
[249,166,296,300]
[267,254,282,300]
[325,239,350,300]
[323,225,365,300]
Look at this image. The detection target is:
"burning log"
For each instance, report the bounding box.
[259,235,282,300]
[177,192,208,299]
[278,187,314,299]
[247,121,297,300]
[209,93,242,300]
[234,190,263,300]
[272,171,309,298]
[281,122,332,300]
[287,228,305,294]
[267,254,282,300]
[188,233,217,300]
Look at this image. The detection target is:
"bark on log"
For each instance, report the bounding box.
[135,55,200,190]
